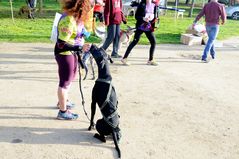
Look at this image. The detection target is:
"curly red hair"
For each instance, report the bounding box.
[61,0,92,23]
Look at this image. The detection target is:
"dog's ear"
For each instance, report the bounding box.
[127,26,136,33]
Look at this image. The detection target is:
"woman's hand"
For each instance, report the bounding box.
[143,17,149,22]
[82,43,91,52]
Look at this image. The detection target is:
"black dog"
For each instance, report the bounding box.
[88,44,121,158]
[82,50,113,80]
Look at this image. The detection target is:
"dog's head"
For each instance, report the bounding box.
[89,44,108,62]
[126,26,136,36]
[89,44,112,80]
[120,26,136,43]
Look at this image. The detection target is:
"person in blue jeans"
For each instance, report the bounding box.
[101,0,126,58]
[203,25,219,60]
[193,0,226,62]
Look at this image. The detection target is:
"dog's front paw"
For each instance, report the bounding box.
[94,133,106,142]
[88,123,95,131]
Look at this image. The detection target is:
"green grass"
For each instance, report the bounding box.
[0,0,239,44]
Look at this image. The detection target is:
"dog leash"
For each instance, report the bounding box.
[75,51,91,122]
[78,64,91,121]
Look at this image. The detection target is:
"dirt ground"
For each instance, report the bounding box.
[0,38,239,159]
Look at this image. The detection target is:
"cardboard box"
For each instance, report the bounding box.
[180,34,203,46]
[186,29,204,37]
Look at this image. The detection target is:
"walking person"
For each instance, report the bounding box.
[121,0,159,66]
[26,0,37,19]
[193,0,226,62]
[54,0,91,120]
[93,0,104,22]
[101,0,126,58]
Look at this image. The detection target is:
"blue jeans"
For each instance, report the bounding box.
[101,24,120,56]
[202,25,219,60]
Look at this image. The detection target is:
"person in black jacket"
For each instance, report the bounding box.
[121,0,158,66]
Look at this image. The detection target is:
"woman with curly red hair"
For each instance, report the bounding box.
[54,0,92,120]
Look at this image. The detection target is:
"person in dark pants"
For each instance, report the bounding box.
[101,0,126,58]
[121,0,158,66]
[26,0,37,19]
[193,0,226,63]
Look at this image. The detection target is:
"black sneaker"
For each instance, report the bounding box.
[211,54,215,59]
[201,58,209,63]
[111,54,122,58]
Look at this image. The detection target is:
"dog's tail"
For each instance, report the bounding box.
[112,131,121,158]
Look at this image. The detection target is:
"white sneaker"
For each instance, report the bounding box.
[121,58,130,66]
[147,60,158,66]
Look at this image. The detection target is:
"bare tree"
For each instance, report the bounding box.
[39,0,43,14]
[188,0,195,17]
[9,0,15,23]
[185,0,191,5]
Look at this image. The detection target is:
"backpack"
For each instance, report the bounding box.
[50,12,62,43]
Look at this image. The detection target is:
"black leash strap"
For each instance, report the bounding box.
[75,51,91,121]
[78,66,91,121]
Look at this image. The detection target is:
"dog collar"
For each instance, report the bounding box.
[96,78,111,84]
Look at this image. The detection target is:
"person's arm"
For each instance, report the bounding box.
[152,5,158,21]
[193,6,205,24]
[221,5,227,25]
[104,0,110,26]
[120,0,127,24]
[55,39,82,52]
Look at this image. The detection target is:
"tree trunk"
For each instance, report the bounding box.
[39,0,43,14]
[185,0,190,5]
[164,0,168,7]
[9,0,15,23]
[163,0,168,15]
[188,0,195,17]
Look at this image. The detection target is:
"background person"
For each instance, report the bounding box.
[193,0,226,62]
[54,0,91,120]
[93,0,104,22]
[101,0,126,58]
[26,0,37,19]
[121,0,159,66]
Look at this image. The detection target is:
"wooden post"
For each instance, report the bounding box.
[188,0,195,17]
[92,17,96,36]
[9,0,15,23]
[39,0,43,14]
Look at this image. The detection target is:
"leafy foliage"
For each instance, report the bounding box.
[0,0,238,43]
